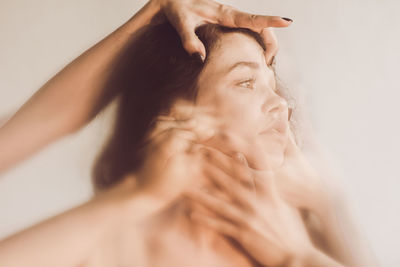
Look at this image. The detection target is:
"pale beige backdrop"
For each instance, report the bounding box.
[0,0,399,266]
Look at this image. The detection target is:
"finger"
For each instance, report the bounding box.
[288,107,293,121]
[202,159,254,211]
[202,147,254,188]
[181,25,206,60]
[168,99,196,120]
[217,7,292,32]
[233,152,257,194]
[163,3,207,60]
[150,101,217,141]
[190,210,238,238]
[159,128,199,154]
[174,19,207,60]
[283,128,300,158]
[207,184,231,203]
[149,117,215,144]
[150,117,196,139]
[148,126,208,159]
[184,189,244,224]
[261,28,279,66]
[254,170,281,202]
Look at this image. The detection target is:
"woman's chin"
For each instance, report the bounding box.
[246,132,288,170]
[204,131,288,171]
[247,149,285,171]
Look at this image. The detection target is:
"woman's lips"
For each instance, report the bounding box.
[260,119,288,134]
[259,118,288,136]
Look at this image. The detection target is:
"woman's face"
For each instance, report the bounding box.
[195,32,289,171]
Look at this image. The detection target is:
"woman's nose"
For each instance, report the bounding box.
[261,93,288,118]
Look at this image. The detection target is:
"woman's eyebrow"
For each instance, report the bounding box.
[225,61,259,74]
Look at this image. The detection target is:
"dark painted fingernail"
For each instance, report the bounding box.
[268,56,276,66]
[288,107,293,120]
[281,17,293,22]
[191,52,204,63]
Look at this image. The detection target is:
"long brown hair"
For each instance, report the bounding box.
[92,22,267,192]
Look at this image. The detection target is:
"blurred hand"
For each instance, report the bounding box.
[133,118,211,209]
[131,100,221,215]
[273,129,333,218]
[151,0,293,64]
[184,147,313,267]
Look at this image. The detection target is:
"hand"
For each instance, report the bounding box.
[132,112,215,212]
[274,129,333,217]
[184,147,314,267]
[151,0,293,64]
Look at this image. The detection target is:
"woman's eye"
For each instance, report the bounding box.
[237,79,255,89]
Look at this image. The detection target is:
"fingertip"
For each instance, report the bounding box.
[191,51,205,63]
[187,39,206,63]
[281,17,293,23]
[183,39,199,56]
[268,16,293,27]
[199,128,215,142]
[265,54,273,66]
[233,152,248,166]
[197,42,207,62]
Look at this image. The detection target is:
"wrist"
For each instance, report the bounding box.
[286,245,316,267]
[149,0,162,9]
[123,0,161,34]
[295,246,345,267]
[286,247,320,267]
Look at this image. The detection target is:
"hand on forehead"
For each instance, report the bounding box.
[158,0,293,64]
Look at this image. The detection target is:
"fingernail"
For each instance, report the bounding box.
[281,17,293,22]
[192,52,205,63]
[288,108,293,120]
[234,152,247,165]
[267,55,275,66]
[270,56,276,66]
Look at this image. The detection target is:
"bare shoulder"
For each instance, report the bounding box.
[81,221,149,267]
[0,112,12,127]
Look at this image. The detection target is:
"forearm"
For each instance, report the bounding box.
[0,1,159,173]
[315,194,378,267]
[0,178,150,267]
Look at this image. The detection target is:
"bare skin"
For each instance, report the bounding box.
[0,0,290,174]
[80,32,348,267]
[0,1,295,266]
[0,1,377,267]
[85,31,375,267]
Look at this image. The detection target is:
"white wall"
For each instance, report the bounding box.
[0,0,399,265]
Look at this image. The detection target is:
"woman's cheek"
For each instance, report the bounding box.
[229,107,261,135]
[220,94,260,125]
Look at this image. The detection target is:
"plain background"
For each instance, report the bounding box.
[0,0,399,265]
